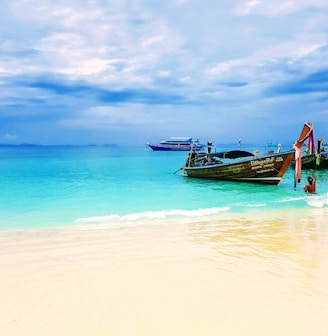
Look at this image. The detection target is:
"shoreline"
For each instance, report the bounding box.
[1,204,327,234]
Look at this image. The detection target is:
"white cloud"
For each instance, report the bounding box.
[8,0,185,86]
[206,29,327,84]
[234,0,328,16]
[59,104,178,131]
[1,133,18,142]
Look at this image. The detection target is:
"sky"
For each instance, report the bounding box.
[1,0,328,146]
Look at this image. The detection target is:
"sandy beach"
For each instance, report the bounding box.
[1,208,328,336]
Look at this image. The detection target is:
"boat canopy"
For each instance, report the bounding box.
[197,150,255,159]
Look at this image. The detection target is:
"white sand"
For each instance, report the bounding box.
[1,209,328,336]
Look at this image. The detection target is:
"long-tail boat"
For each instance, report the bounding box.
[180,122,313,185]
[292,137,328,170]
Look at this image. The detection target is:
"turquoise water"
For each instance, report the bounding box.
[1,146,328,230]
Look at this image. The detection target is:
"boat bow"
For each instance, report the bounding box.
[292,122,314,187]
[293,122,314,150]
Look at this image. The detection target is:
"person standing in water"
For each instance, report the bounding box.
[304,169,317,194]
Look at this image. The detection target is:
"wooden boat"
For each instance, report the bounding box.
[147,137,204,151]
[181,122,314,185]
[292,137,328,170]
[299,152,328,169]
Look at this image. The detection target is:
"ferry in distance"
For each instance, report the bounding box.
[147,137,204,151]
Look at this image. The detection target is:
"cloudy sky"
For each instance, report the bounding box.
[1,0,328,146]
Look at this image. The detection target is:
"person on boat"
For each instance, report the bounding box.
[207,141,213,154]
[304,169,317,194]
[186,150,196,167]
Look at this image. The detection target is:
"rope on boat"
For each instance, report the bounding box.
[173,166,184,174]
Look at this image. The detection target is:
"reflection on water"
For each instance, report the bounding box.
[189,208,328,300]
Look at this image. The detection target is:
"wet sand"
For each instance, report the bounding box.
[1,208,328,336]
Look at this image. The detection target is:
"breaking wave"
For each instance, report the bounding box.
[76,206,230,224]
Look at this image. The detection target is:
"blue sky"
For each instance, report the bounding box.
[1,0,328,146]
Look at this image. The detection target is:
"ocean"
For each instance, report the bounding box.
[0,145,327,231]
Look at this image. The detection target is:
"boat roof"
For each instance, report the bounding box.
[160,137,194,144]
[168,137,192,141]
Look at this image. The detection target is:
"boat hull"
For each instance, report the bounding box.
[148,144,203,151]
[293,153,328,170]
[184,151,295,185]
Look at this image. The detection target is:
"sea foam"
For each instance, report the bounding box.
[306,193,328,208]
[76,207,230,224]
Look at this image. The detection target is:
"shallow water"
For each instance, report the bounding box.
[0,146,327,230]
